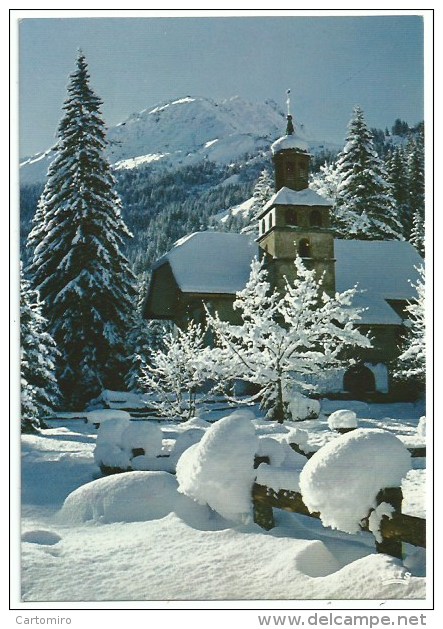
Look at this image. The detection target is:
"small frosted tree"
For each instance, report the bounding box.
[394,266,425,387]
[140,322,214,420]
[20,265,60,433]
[207,257,371,422]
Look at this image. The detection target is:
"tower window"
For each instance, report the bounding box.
[310,210,322,227]
[299,238,311,257]
[261,219,265,234]
[285,208,298,226]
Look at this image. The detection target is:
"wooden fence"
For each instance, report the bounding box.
[252,482,426,559]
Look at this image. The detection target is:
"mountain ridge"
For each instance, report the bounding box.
[20,95,340,185]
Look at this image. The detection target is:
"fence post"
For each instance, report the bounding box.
[375,487,403,559]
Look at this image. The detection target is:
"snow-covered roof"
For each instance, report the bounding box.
[334,240,423,325]
[153,231,258,294]
[260,186,333,216]
[271,134,310,154]
[148,232,422,325]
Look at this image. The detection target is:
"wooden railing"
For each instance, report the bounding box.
[252,483,426,559]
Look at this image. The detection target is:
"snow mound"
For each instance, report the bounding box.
[60,471,194,524]
[93,444,131,471]
[328,409,358,430]
[85,409,131,425]
[176,410,258,522]
[286,392,320,421]
[257,436,306,468]
[293,540,341,577]
[94,418,164,471]
[299,429,411,534]
[417,416,426,438]
[285,427,310,450]
[120,421,163,457]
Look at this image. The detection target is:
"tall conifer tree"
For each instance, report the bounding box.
[407,134,425,253]
[334,106,403,240]
[386,146,410,237]
[27,52,136,408]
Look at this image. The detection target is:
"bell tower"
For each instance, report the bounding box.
[257,91,336,296]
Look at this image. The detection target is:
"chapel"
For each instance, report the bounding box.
[143,102,423,396]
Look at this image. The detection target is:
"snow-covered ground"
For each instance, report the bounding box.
[18,399,428,606]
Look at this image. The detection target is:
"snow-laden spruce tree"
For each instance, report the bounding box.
[20,265,60,432]
[335,106,403,240]
[386,146,410,237]
[26,52,136,408]
[206,257,371,422]
[407,134,425,255]
[394,265,425,387]
[140,322,214,420]
[241,169,274,235]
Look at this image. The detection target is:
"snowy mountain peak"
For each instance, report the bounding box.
[20,96,339,185]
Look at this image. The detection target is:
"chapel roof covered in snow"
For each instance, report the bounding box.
[143,231,423,325]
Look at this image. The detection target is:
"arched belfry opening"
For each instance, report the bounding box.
[310,209,322,227]
[285,208,298,226]
[299,238,311,258]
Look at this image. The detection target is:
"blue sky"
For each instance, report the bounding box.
[18,13,425,157]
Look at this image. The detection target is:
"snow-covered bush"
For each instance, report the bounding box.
[417,416,426,438]
[176,410,258,522]
[299,428,411,534]
[327,409,358,431]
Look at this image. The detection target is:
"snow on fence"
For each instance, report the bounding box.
[252,483,426,559]
[253,426,425,560]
